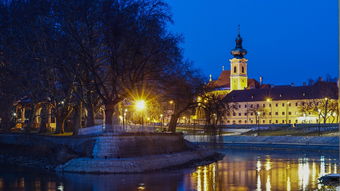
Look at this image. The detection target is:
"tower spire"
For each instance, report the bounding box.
[237,24,240,36]
[230,25,247,58]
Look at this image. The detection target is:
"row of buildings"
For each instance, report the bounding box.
[205,30,338,125]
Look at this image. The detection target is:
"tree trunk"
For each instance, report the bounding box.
[73,102,82,135]
[39,105,48,133]
[86,104,95,127]
[169,113,180,133]
[56,117,66,134]
[104,104,115,131]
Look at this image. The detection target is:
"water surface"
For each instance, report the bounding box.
[0,149,338,191]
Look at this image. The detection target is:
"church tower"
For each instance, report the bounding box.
[230,27,248,91]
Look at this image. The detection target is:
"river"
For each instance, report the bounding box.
[0,149,338,191]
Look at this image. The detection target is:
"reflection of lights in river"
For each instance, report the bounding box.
[257,159,262,172]
[265,157,271,171]
[203,166,208,191]
[57,183,64,191]
[256,173,261,191]
[334,163,337,173]
[137,183,145,190]
[266,175,271,191]
[311,161,316,185]
[298,158,310,191]
[287,176,291,191]
[320,156,325,177]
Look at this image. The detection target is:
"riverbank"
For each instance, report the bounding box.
[185,135,339,151]
[0,133,219,173]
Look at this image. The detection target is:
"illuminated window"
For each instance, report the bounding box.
[234,66,237,73]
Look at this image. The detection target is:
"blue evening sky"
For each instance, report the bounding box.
[166,0,338,85]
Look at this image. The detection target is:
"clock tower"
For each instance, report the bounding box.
[230,28,248,91]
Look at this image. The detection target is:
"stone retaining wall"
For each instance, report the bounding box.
[92,134,187,158]
[57,149,217,173]
[185,135,339,150]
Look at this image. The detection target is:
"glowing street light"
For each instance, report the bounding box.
[135,100,146,111]
[134,99,147,128]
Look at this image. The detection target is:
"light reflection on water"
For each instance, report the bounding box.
[0,150,338,191]
[188,151,339,191]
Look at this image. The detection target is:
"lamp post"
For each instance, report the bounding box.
[324,97,329,124]
[160,114,164,128]
[256,111,261,135]
[135,100,146,129]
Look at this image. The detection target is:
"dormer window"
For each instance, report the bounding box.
[302,93,305,96]
[279,94,282,97]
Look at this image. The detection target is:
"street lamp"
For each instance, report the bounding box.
[160,114,164,129]
[134,100,146,128]
[324,97,329,124]
[256,111,261,135]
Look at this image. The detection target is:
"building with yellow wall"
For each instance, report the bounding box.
[223,82,338,125]
[207,30,338,125]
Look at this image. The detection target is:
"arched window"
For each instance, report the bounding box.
[242,66,244,73]
[234,66,237,73]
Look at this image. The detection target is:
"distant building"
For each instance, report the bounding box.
[206,30,338,125]
[223,81,338,125]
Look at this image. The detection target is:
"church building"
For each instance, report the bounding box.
[207,30,338,125]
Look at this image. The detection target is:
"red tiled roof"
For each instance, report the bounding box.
[207,70,230,89]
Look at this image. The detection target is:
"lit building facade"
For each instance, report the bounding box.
[206,30,338,125]
[223,82,338,125]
